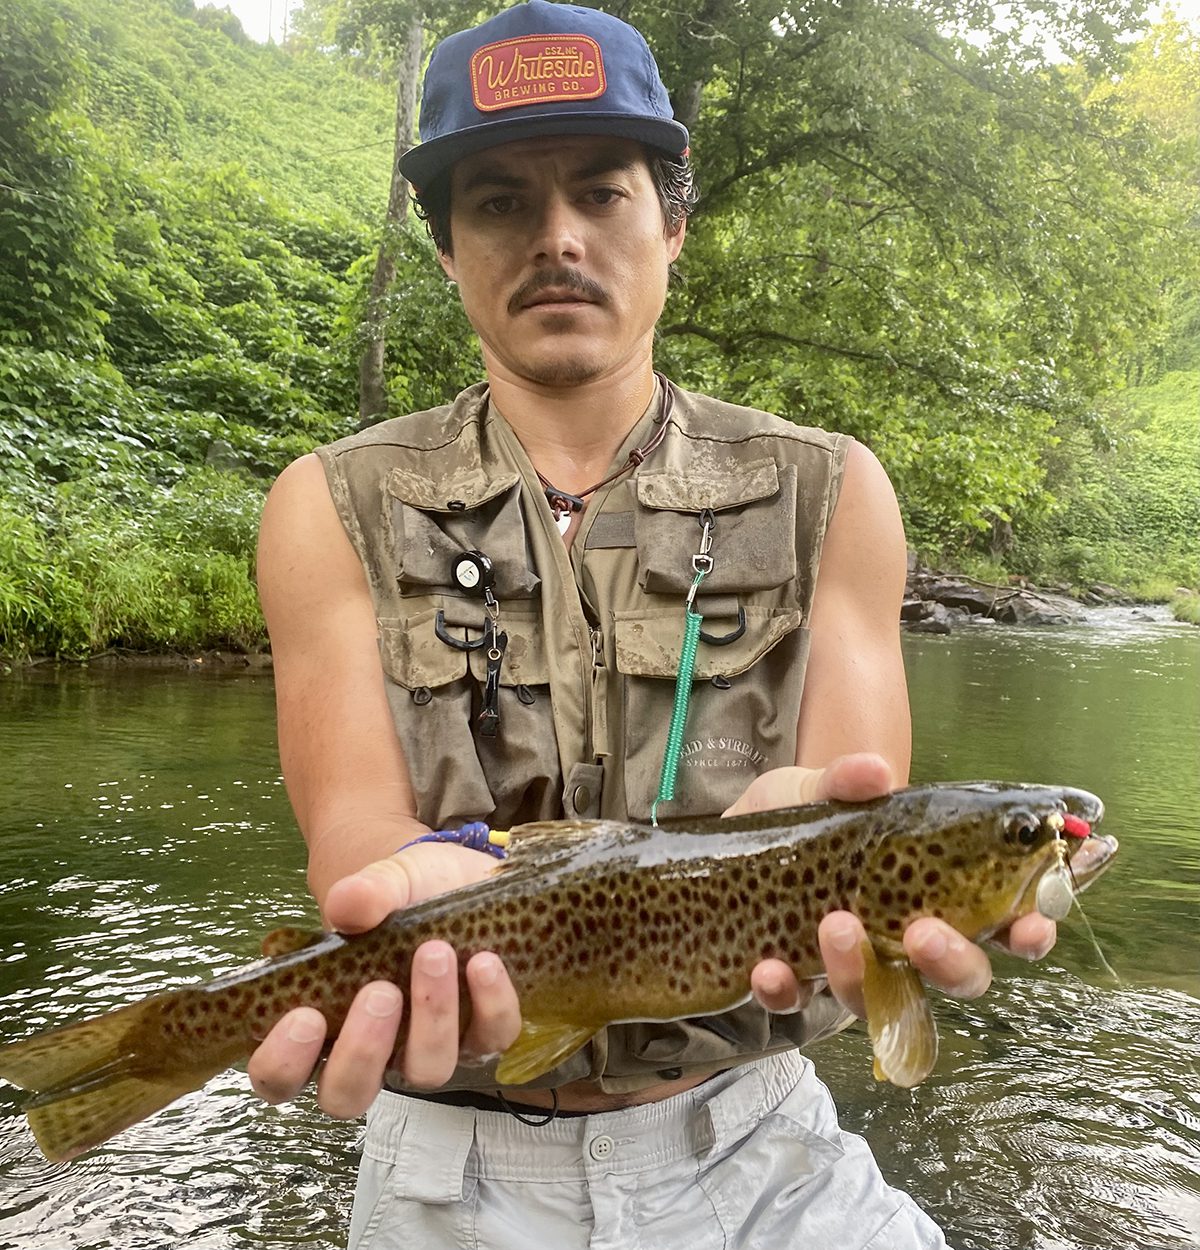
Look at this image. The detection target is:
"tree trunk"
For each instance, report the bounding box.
[357,17,422,429]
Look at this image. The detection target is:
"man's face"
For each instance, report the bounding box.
[440,135,686,389]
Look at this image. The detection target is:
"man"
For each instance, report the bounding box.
[250,3,1055,1245]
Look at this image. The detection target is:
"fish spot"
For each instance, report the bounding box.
[802,867,815,886]
[924,869,941,886]
[784,911,800,930]
[816,859,829,875]
[764,889,779,908]
[895,890,908,905]
[928,844,944,857]
[781,868,798,889]
[881,852,897,872]
[898,863,914,883]
[886,919,901,932]
[910,894,923,910]
[724,923,737,943]
[814,886,829,901]
[879,889,893,906]
[555,908,568,926]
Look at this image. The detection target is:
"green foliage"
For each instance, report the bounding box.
[1171,594,1200,624]
[0,0,114,350]
[1009,370,1200,588]
[0,0,1196,656]
[0,471,266,659]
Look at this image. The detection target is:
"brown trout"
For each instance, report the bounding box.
[0,782,1115,1162]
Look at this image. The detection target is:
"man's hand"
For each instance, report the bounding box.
[246,845,521,1118]
[728,753,1058,1017]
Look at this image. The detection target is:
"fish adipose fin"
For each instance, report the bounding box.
[494,1018,598,1086]
[860,942,939,1088]
[0,996,240,1162]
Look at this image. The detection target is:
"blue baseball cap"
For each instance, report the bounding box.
[400,1,689,191]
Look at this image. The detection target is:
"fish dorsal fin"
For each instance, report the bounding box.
[494,1019,599,1086]
[860,942,939,1088]
[261,927,325,958]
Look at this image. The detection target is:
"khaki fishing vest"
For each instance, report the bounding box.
[315,379,856,1092]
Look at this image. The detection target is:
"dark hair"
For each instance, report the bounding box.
[413,149,698,257]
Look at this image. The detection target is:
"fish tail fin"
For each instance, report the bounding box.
[0,995,239,1162]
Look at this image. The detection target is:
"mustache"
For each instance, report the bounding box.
[508,268,607,314]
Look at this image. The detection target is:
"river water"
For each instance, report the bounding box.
[0,612,1196,1249]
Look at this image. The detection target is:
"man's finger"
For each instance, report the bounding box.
[247,1008,327,1105]
[460,952,522,1062]
[750,958,810,1014]
[991,912,1056,961]
[315,981,404,1119]
[904,918,992,1000]
[819,912,868,1018]
[400,941,461,1089]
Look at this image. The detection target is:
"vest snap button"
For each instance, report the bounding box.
[447,499,467,511]
[572,785,592,812]
[516,684,535,705]
[711,674,732,690]
[412,686,433,705]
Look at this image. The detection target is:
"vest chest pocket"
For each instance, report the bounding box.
[387,469,538,599]
[614,607,809,821]
[378,605,561,832]
[633,461,797,594]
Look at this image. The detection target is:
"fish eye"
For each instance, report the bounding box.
[1005,812,1042,847]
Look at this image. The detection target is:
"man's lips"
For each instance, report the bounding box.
[520,289,596,310]
[508,270,607,314]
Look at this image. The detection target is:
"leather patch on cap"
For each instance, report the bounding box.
[471,35,606,112]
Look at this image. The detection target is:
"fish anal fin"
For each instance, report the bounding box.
[261,926,326,958]
[494,1019,598,1086]
[861,941,939,1089]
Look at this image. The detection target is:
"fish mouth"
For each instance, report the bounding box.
[1065,832,1119,889]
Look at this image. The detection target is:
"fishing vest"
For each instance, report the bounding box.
[315,379,856,1092]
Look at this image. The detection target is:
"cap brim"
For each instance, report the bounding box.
[400,114,688,191]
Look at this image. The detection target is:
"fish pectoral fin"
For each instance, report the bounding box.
[494,1019,598,1086]
[260,926,326,958]
[861,942,939,1089]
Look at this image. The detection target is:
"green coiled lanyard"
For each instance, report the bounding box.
[651,509,715,825]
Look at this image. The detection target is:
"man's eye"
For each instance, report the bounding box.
[587,187,623,206]
[482,195,518,215]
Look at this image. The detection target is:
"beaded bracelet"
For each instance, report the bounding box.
[396,820,510,860]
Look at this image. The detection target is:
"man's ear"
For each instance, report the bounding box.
[666,217,687,263]
[437,248,457,282]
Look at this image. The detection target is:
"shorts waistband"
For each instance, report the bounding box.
[361,1050,817,1187]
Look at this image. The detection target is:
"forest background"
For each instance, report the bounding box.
[0,0,1197,658]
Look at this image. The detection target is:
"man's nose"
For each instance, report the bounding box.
[531,195,585,264]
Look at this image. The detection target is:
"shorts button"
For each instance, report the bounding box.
[589,1134,615,1161]
[573,785,592,812]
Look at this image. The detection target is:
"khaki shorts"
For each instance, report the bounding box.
[347,1051,947,1250]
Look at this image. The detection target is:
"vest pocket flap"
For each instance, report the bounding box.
[635,460,779,512]
[633,464,797,594]
[378,613,468,689]
[614,608,805,680]
[467,610,551,686]
[387,467,520,512]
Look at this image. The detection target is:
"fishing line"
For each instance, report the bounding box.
[1062,851,1120,982]
[1069,896,1121,984]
